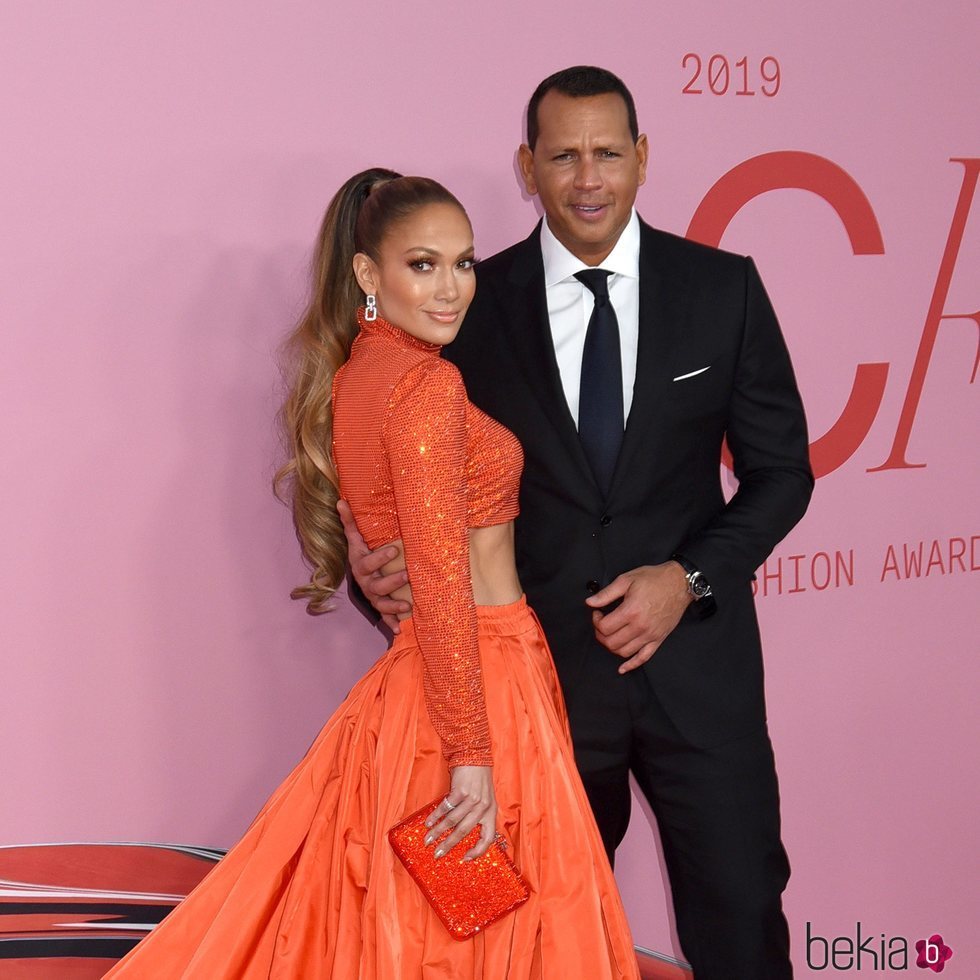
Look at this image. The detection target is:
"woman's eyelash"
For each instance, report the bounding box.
[408,257,478,270]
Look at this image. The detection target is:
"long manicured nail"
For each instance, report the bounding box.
[424,835,434,846]
[434,847,445,859]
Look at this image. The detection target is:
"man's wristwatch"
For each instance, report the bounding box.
[671,554,713,600]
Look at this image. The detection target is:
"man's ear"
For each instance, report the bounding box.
[635,133,649,187]
[517,144,537,196]
[352,252,378,295]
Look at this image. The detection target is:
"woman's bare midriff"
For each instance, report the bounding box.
[378,522,522,620]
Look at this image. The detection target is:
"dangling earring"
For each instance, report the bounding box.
[364,294,378,321]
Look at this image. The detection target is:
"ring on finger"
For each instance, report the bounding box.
[443,797,456,812]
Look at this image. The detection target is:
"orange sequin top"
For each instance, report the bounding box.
[332,309,523,767]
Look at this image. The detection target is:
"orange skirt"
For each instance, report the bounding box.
[104,597,639,979]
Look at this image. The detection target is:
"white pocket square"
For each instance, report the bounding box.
[672,366,711,381]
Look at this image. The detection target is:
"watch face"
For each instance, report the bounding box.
[689,573,711,599]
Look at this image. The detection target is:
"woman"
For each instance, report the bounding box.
[104,169,639,978]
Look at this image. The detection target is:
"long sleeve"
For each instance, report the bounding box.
[383,358,493,768]
[678,256,814,598]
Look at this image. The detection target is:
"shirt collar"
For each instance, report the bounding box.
[540,208,640,287]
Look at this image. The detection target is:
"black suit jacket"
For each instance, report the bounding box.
[444,219,813,747]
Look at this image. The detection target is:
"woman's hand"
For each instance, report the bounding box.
[424,766,497,861]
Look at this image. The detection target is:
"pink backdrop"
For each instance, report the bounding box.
[2,2,977,975]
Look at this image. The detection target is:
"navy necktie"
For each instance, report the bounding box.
[575,268,624,495]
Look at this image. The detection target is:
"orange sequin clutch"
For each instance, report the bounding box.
[388,797,531,940]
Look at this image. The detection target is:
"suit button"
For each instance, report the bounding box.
[586,580,600,594]
[600,514,612,527]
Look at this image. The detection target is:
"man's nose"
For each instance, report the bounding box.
[573,156,602,189]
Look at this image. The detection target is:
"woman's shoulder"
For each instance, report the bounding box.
[383,357,468,438]
[390,355,465,402]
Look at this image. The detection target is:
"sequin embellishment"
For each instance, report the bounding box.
[389,797,530,940]
[332,309,523,767]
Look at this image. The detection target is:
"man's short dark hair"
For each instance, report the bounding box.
[526,66,639,150]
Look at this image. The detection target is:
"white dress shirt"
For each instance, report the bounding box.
[540,209,640,427]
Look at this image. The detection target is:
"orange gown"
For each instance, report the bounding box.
[103,309,639,979]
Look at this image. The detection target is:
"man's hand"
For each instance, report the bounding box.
[337,499,411,633]
[585,562,692,674]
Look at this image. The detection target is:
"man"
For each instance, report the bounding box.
[344,67,812,978]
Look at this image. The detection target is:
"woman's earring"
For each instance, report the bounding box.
[364,294,378,321]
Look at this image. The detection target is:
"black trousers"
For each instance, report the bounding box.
[562,652,793,980]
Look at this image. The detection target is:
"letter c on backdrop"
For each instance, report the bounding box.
[687,150,890,478]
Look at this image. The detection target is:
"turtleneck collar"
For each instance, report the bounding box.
[355,306,442,355]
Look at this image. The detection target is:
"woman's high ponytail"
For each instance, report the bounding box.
[274,168,466,613]
[274,168,401,613]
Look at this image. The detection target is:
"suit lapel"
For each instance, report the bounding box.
[608,222,691,499]
[495,226,598,490]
